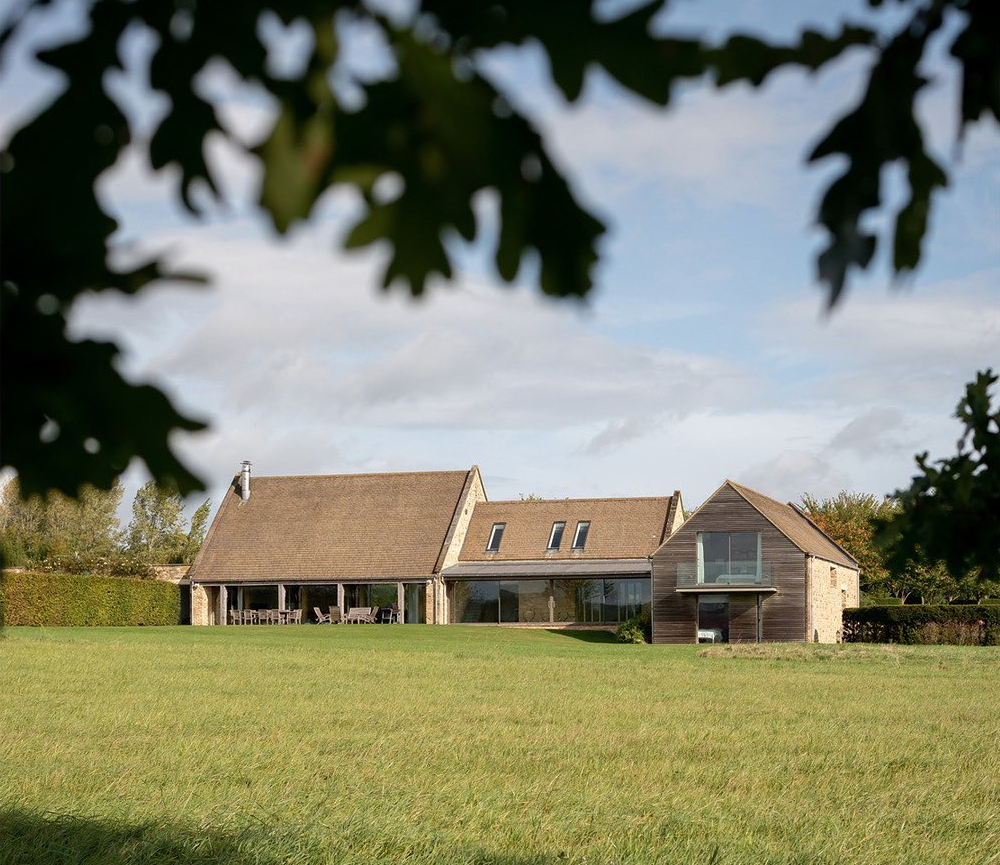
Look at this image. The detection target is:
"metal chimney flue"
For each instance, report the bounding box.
[240,460,252,502]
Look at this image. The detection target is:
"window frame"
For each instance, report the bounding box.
[571,520,590,550]
[547,521,566,550]
[486,522,506,552]
[695,531,762,584]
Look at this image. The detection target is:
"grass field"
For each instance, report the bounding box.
[1,625,997,865]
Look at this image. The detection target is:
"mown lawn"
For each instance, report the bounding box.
[1,625,997,865]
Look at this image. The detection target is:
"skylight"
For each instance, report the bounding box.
[572,520,590,550]
[486,522,505,551]
[547,521,566,549]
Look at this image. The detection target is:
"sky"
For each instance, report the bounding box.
[2,0,998,525]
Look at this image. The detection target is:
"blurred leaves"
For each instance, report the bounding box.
[0,0,996,497]
[876,370,1000,583]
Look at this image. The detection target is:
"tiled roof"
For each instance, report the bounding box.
[190,469,473,582]
[458,496,678,562]
[727,481,859,569]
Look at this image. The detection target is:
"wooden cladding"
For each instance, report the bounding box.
[652,483,807,643]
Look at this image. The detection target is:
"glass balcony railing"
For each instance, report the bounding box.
[676,562,773,589]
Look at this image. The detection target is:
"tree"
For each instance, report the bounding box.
[180,499,212,565]
[0,477,123,565]
[126,483,212,564]
[800,489,986,603]
[876,369,1000,584]
[1,1,996,498]
[126,482,186,563]
[801,491,897,596]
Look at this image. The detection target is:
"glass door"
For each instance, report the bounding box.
[697,594,729,643]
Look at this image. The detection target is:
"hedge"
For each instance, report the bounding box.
[0,571,180,627]
[843,605,1000,646]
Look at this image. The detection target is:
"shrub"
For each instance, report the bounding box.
[843,605,1000,646]
[860,594,903,607]
[616,609,653,644]
[37,552,153,579]
[0,570,179,627]
[616,619,646,644]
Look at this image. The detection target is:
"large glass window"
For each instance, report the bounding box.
[299,585,338,621]
[553,578,650,623]
[246,585,279,610]
[452,578,651,624]
[499,580,549,623]
[698,594,729,642]
[696,532,761,584]
[452,581,500,623]
[603,578,651,622]
[345,583,398,610]
[404,583,426,624]
[552,579,580,622]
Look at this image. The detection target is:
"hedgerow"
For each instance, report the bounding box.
[0,571,179,627]
[843,605,1000,646]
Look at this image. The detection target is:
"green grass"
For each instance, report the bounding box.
[2,626,998,865]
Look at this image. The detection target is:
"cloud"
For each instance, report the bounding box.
[826,408,907,457]
[582,418,649,455]
[71,220,761,435]
[755,271,1000,407]
[738,450,851,505]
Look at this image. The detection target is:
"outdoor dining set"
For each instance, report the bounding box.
[227,606,402,625]
[227,608,303,625]
[315,605,403,624]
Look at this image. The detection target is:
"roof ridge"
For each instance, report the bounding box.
[483,496,674,504]
[786,502,861,568]
[249,469,469,480]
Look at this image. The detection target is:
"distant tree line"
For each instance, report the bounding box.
[0,479,210,577]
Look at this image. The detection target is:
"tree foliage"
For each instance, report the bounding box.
[1,478,211,571]
[801,491,897,594]
[800,489,993,603]
[876,369,1000,584]
[1,0,997,498]
[0,477,123,565]
[126,482,212,564]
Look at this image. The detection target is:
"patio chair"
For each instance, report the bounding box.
[387,604,401,624]
[328,607,344,624]
[313,606,330,624]
[289,609,302,624]
[228,608,240,625]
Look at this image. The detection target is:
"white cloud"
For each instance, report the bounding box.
[582,418,650,455]
[738,450,850,504]
[826,408,907,457]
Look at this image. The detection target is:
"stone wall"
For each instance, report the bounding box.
[807,557,860,643]
[150,564,191,583]
[435,467,487,623]
[190,584,213,626]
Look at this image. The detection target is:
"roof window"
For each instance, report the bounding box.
[547,521,566,550]
[486,522,505,552]
[572,520,590,550]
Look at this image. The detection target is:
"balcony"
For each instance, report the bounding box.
[675,562,775,592]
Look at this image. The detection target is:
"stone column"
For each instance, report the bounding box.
[337,583,345,614]
[277,583,286,610]
[217,585,228,626]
